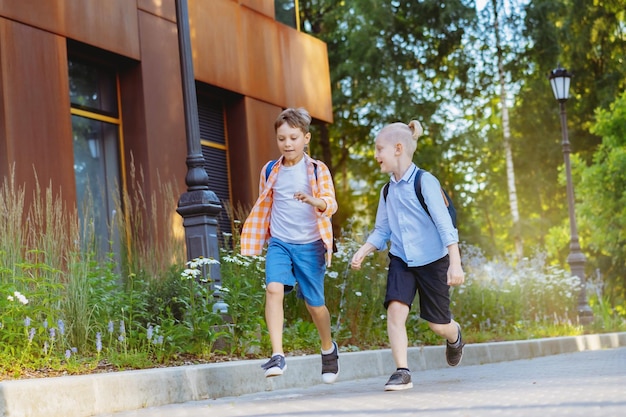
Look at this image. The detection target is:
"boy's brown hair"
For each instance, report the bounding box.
[274,107,312,134]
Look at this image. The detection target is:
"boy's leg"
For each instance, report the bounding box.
[261,282,288,377]
[415,255,464,366]
[265,282,285,355]
[306,304,333,351]
[383,255,418,391]
[428,319,460,343]
[387,300,410,369]
[307,303,339,384]
[291,239,339,383]
[428,319,464,366]
[384,300,413,391]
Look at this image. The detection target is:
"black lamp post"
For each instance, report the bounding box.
[175,0,227,313]
[548,65,593,325]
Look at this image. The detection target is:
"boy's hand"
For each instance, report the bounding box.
[350,243,376,270]
[447,263,465,286]
[294,192,326,211]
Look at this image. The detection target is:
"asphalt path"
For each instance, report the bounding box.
[98,347,626,417]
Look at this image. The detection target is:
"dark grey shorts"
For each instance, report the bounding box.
[384,253,452,324]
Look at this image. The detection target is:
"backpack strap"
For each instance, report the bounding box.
[265,159,318,181]
[383,168,457,228]
[265,160,277,181]
[415,169,457,227]
[382,169,428,215]
[413,168,429,216]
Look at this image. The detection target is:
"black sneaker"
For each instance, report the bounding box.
[321,341,339,384]
[261,354,286,377]
[446,325,465,366]
[384,369,413,391]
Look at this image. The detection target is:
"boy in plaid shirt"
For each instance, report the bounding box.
[241,108,339,384]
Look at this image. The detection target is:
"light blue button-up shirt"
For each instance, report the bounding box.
[366,164,459,267]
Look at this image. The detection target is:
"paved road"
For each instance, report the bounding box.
[99,347,626,417]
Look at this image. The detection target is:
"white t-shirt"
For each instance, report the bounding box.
[270,158,320,244]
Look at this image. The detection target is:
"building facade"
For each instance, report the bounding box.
[0,0,333,256]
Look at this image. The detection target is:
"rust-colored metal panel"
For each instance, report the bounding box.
[188,0,332,124]
[278,25,333,123]
[0,0,140,59]
[240,6,286,106]
[129,11,187,197]
[138,0,176,23]
[239,0,275,19]
[0,22,6,174]
[189,0,245,93]
[0,18,76,202]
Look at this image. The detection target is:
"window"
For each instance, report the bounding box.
[275,0,299,29]
[69,58,122,255]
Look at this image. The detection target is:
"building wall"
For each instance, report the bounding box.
[0,18,76,201]
[0,0,333,251]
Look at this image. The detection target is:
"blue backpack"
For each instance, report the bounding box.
[383,168,457,228]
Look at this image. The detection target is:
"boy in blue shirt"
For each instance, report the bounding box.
[351,120,465,391]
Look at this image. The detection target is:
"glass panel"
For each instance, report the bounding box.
[72,115,120,254]
[68,59,118,116]
[275,0,297,28]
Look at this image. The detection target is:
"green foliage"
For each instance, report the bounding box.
[218,251,266,356]
[2,168,625,380]
[576,90,626,299]
[454,245,583,337]
[323,227,388,347]
[299,0,478,233]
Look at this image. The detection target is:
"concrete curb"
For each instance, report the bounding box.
[1,332,624,417]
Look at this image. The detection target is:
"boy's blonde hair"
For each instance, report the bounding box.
[378,120,424,155]
[275,107,312,134]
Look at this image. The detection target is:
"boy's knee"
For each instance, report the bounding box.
[427,321,451,336]
[266,282,284,296]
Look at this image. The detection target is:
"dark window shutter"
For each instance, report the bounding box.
[197,98,231,241]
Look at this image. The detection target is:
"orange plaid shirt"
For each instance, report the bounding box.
[240,154,338,266]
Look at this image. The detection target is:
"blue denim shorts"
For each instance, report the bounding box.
[265,237,327,307]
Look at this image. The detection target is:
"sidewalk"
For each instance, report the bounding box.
[1,332,625,417]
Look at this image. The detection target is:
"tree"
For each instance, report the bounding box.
[299,0,478,233]
[576,91,626,299]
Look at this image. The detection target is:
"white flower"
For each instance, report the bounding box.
[14,291,29,305]
[214,284,230,293]
[181,268,201,279]
[354,291,362,297]
[186,257,220,268]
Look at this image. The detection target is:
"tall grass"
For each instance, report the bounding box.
[119,155,186,281]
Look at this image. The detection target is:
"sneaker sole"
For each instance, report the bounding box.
[384,382,413,391]
[264,365,286,377]
[322,370,339,384]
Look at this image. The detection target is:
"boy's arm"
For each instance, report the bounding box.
[312,161,338,217]
[350,242,377,270]
[447,243,464,286]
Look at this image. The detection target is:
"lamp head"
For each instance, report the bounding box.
[549,66,572,102]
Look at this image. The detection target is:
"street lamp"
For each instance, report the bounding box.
[548,65,593,325]
[175,0,227,313]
